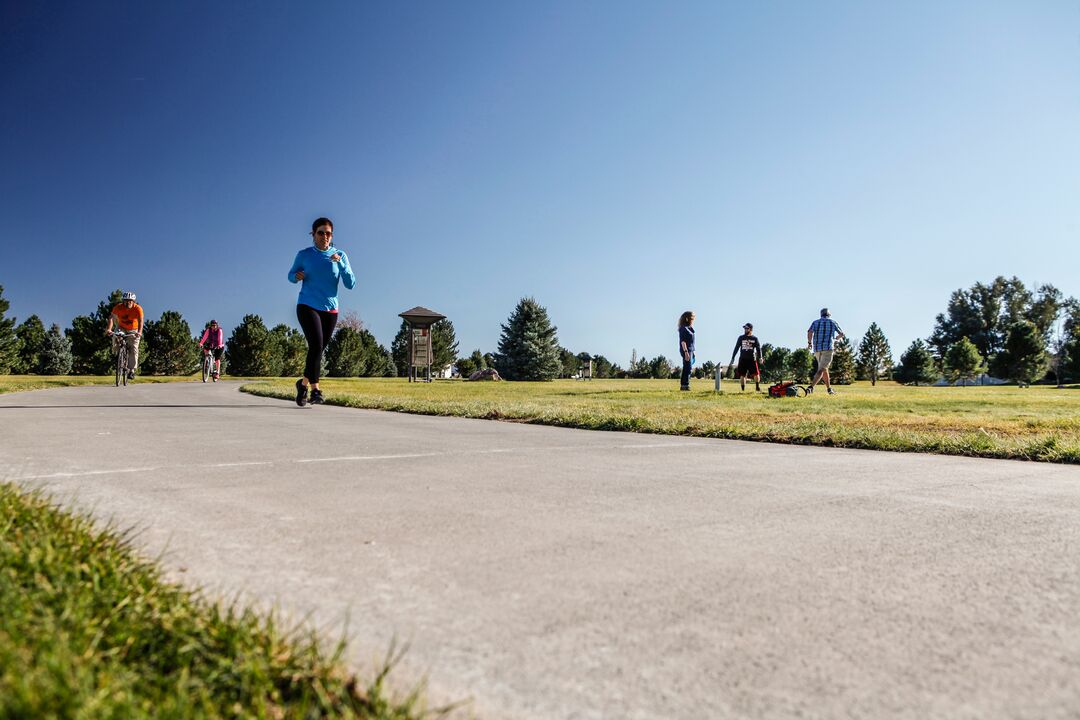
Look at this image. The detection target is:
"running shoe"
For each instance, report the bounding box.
[310,389,325,405]
[827,388,838,395]
[295,379,308,406]
[127,370,135,380]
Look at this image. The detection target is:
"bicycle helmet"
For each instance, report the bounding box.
[122,291,137,301]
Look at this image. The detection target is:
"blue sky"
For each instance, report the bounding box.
[2,1,1078,366]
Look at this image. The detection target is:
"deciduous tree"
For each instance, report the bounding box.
[944,336,984,386]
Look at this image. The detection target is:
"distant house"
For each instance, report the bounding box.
[933,373,1007,387]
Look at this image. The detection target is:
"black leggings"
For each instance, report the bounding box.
[296,304,338,384]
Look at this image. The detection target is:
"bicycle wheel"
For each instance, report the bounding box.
[115,346,122,387]
[202,354,210,382]
[121,347,128,386]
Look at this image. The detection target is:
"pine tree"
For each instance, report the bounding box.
[269,324,306,377]
[894,339,938,385]
[14,315,46,374]
[829,337,857,385]
[325,326,391,377]
[995,320,1047,385]
[142,311,199,375]
[225,315,275,376]
[494,297,561,381]
[944,336,984,386]
[390,320,410,377]
[856,322,893,385]
[648,355,673,379]
[559,347,580,378]
[39,324,73,375]
[0,286,17,374]
[67,289,123,375]
[430,319,459,374]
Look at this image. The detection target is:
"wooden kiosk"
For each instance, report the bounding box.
[399,306,446,382]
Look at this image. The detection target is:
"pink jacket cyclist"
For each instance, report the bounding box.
[199,320,224,378]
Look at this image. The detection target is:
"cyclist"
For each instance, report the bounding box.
[104,291,143,379]
[198,319,225,379]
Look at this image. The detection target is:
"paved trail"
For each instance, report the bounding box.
[2,382,1078,719]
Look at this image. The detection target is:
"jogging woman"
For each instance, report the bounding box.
[287,217,356,406]
[678,310,695,391]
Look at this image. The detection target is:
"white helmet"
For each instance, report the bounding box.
[122,291,136,301]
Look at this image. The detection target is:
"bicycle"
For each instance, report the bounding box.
[110,330,137,387]
[202,349,223,382]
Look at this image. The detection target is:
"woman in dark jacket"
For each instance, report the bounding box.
[678,310,695,391]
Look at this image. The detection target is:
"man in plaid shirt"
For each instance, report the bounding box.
[807,308,845,395]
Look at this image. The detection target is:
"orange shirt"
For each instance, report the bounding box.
[111,303,144,331]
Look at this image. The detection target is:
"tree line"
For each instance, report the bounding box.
[2,278,1079,385]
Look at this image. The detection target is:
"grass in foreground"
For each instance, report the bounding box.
[0,482,436,719]
[242,378,1080,463]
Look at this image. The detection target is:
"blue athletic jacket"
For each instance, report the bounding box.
[288,246,356,311]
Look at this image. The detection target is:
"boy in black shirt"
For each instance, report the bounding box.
[729,323,762,391]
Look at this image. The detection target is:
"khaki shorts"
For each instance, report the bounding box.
[814,350,834,369]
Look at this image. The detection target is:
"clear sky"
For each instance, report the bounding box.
[2,1,1078,366]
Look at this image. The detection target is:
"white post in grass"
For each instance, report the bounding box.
[715,364,721,392]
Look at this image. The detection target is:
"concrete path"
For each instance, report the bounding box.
[1,382,1078,719]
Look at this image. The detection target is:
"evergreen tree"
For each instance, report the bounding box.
[390,320,410,377]
[142,311,199,375]
[226,314,275,376]
[269,324,306,377]
[592,355,613,378]
[431,319,459,374]
[699,360,716,380]
[0,285,17,374]
[829,337,857,385]
[944,336,984,386]
[325,326,391,377]
[39,324,73,375]
[325,326,366,377]
[649,355,672,379]
[856,322,893,385]
[628,356,651,378]
[67,289,123,375]
[788,348,814,383]
[559,347,580,378]
[894,339,938,386]
[494,297,561,381]
[994,320,1047,385]
[14,314,46,374]
[760,346,790,382]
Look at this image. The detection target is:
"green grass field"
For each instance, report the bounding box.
[242,378,1080,464]
[0,483,436,719]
